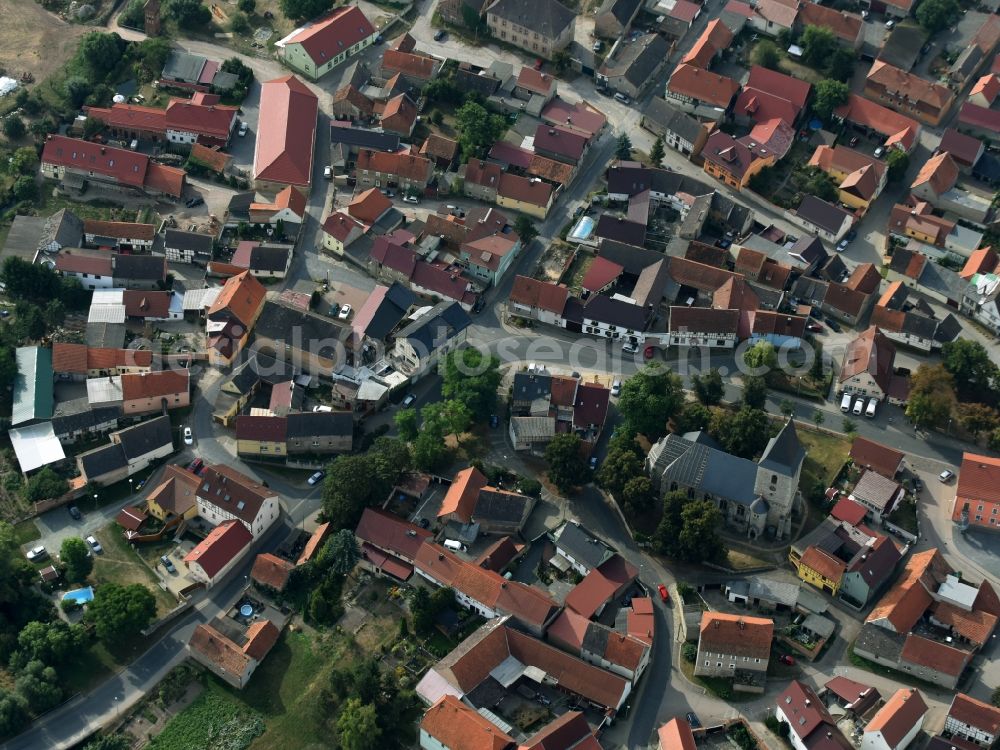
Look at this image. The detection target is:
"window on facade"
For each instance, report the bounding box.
[704,661,710,666]
[729,664,736,670]
[716,662,722,668]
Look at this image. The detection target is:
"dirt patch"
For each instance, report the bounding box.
[0,0,85,85]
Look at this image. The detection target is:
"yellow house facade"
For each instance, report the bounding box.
[235,415,288,457]
[793,547,844,596]
[146,466,200,522]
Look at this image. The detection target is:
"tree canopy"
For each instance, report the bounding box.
[692,369,725,405]
[812,79,849,122]
[23,468,68,503]
[167,0,212,28]
[654,491,727,564]
[752,40,781,69]
[455,101,508,161]
[743,341,778,373]
[544,433,589,494]
[75,32,127,79]
[742,375,768,410]
[321,438,412,530]
[886,149,910,183]
[941,339,997,405]
[60,537,93,583]
[319,529,359,576]
[916,0,959,32]
[441,348,501,421]
[86,583,156,644]
[906,363,957,428]
[616,364,684,440]
[710,406,772,459]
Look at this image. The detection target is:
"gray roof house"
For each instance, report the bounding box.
[1,209,83,265]
[392,301,471,375]
[550,521,616,575]
[641,97,709,157]
[598,34,671,99]
[485,0,576,59]
[595,0,642,39]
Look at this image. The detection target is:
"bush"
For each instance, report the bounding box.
[3,117,26,140]
[682,642,697,662]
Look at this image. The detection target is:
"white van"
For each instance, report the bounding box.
[852,397,865,416]
[865,398,878,418]
[840,393,852,412]
[443,539,467,552]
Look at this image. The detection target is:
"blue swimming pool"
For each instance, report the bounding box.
[62,586,94,604]
[569,216,595,241]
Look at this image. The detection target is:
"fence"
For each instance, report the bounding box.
[140,597,199,637]
[883,520,918,543]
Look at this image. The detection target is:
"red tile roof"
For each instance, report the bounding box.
[840,326,894,393]
[957,452,1000,505]
[912,151,959,196]
[948,693,1000,737]
[517,66,555,95]
[658,719,697,750]
[971,73,1000,105]
[464,159,503,189]
[198,464,277,528]
[253,76,318,187]
[668,64,740,108]
[800,546,846,583]
[420,695,514,750]
[122,290,171,319]
[420,133,458,162]
[236,415,288,442]
[698,612,773,659]
[901,634,971,676]
[797,1,861,42]
[834,95,920,151]
[283,6,376,66]
[356,148,431,182]
[183,519,253,578]
[348,187,393,224]
[509,275,569,314]
[778,681,837,742]
[958,101,1000,132]
[250,552,295,591]
[189,623,252,676]
[83,219,156,242]
[44,136,144,188]
[581,256,623,292]
[931,601,997,646]
[867,60,955,112]
[243,619,281,660]
[297,522,331,565]
[143,162,186,198]
[121,369,190,401]
[565,554,637,618]
[382,49,438,80]
[681,19,733,68]
[208,270,266,328]
[165,98,238,138]
[56,251,113,276]
[533,124,589,162]
[322,211,363,241]
[573,381,610,428]
[867,548,948,632]
[830,497,869,526]
[497,172,554,207]
[355,507,432,559]
[439,466,488,522]
[743,65,811,111]
[88,347,152,371]
[960,246,998,280]
[540,98,607,138]
[52,342,88,373]
[850,436,904,478]
[865,688,928,747]
[380,93,417,134]
[522,711,601,750]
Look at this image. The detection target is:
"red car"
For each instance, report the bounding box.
[780,654,796,665]
[644,346,655,359]
[658,584,669,602]
[187,457,205,475]
[806,323,823,333]
[534,58,544,70]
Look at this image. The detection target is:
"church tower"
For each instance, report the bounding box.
[144,0,162,37]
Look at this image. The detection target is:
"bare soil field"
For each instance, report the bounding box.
[0,0,86,84]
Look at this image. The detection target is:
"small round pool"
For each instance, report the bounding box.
[62,586,95,605]
[240,604,254,617]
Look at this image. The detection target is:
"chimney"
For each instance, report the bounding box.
[438,553,444,560]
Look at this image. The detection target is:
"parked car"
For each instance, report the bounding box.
[313,405,333,413]
[402,194,419,204]
[418,517,430,529]
[187,457,204,475]
[837,238,849,252]
[489,414,499,428]
[874,146,885,158]
[533,58,543,70]
[622,341,639,354]
[913,477,923,492]
[238,121,248,137]
[338,304,352,320]
[884,18,895,28]
[806,323,823,333]
[779,654,796,665]
[307,470,326,486]
[849,136,859,147]
[939,469,955,483]
[611,379,622,397]
[160,555,176,574]
[846,228,858,242]
[402,393,417,407]
[183,426,193,445]
[68,506,82,520]
[614,92,631,104]
[323,165,332,180]
[644,345,655,359]
[383,188,395,198]
[826,317,842,332]
[592,40,602,52]
[85,535,103,554]
[433,29,446,41]
[26,545,47,562]
[686,712,702,729]
[658,584,669,602]
[589,456,599,470]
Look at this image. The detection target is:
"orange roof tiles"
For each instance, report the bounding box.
[866,60,955,111]
[83,219,156,242]
[901,634,971,676]
[87,347,152,371]
[865,688,928,747]
[800,546,846,583]
[957,452,1000,505]
[251,552,295,591]
[190,623,252,675]
[912,151,959,196]
[297,522,331,565]
[798,1,861,41]
[698,612,773,659]
[971,73,1000,105]
[866,548,948,632]
[668,64,740,109]
[565,554,637,618]
[348,187,393,224]
[960,246,998,280]
[282,6,376,67]
[420,695,514,750]
[931,601,997,646]
[382,49,438,80]
[948,693,1000,737]
[208,270,266,328]
[658,718,697,750]
[121,369,189,401]
[242,619,281,660]
[52,342,88,374]
[834,95,920,151]
[183,519,252,578]
[516,66,555,95]
[438,466,488,522]
[509,275,569,314]
[356,148,432,182]
[253,76,318,187]
[850,436,904,479]
[681,19,733,68]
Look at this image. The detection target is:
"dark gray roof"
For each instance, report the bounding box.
[974,152,1000,184]
[474,488,531,523]
[597,0,642,28]
[249,245,291,273]
[42,209,84,252]
[395,301,471,351]
[487,0,576,38]
[513,372,552,403]
[855,622,905,663]
[934,313,962,343]
[950,45,983,80]
[791,276,829,306]
[601,34,669,89]
[758,420,805,476]
[1,216,47,263]
[227,192,254,221]
[877,25,924,71]
[796,196,852,236]
[653,433,760,507]
[631,259,670,308]
[747,281,784,310]
[597,239,665,277]
[227,352,297,395]
[51,398,121,438]
[581,294,648,330]
[710,194,753,235]
[898,310,938,339]
[788,236,828,266]
[286,411,353,438]
[642,97,704,144]
[162,50,206,82]
[455,66,503,98]
[86,322,126,348]
[164,229,213,254]
[116,416,172,460]
[253,301,346,362]
[329,122,400,152]
[594,214,646,246]
[362,282,416,340]
[918,261,966,304]
[344,60,372,89]
[80,443,128,479]
[605,163,713,200]
[820,254,849,282]
[552,522,615,571]
[113,254,166,282]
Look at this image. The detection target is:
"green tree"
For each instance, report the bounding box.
[86,583,156,644]
[337,698,381,750]
[13,620,86,669]
[655,491,726,564]
[83,735,132,750]
[321,439,411,529]
[75,32,126,79]
[43,300,65,329]
[812,410,825,428]
[229,10,250,33]
[752,40,781,69]
[622,476,653,512]
[886,149,910,182]
[692,368,724,405]
[82,116,105,139]
[168,0,212,28]
[842,418,857,435]
[120,0,146,26]
[409,587,434,634]
[9,147,38,175]
[319,529,359,576]
[395,408,418,441]
[597,442,645,499]
[810,342,825,380]
[544,434,588,493]
[280,0,333,21]
[812,79,849,121]
[14,660,61,713]
[801,26,838,69]
[673,400,712,433]
[957,402,1000,438]
[60,537,93,583]
[3,117,25,141]
[906,363,957,428]
[455,100,507,161]
[615,132,632,160]
[552,50,571,75]
[12,301,46,342]
[237,0,255,11]
[779,399,795,417]
[649,136,665,167]
[513,215,538,244]
[825,47,856,80]
[617,364,684,440]
[713,406,771,459]
[743,341,778,372]
[22,468,68,503]
[11,176,35,202]
[795,166,838,203]
[916,0,959,33]
[742,374,768,409]
[942,339,997,404]
[64,76,93,108]
[0,690,28,737]
[442,349,501,421]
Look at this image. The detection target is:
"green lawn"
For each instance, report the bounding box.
[678,657,758,703]
[148,682,263,750]
[92,525,177,616]
[888,499,918,534]
[797,427,851,493]
[12,519,40,546]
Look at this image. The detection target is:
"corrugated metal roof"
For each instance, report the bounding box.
[12,347,54,425]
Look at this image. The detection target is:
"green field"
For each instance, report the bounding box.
[148,683,263,750]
